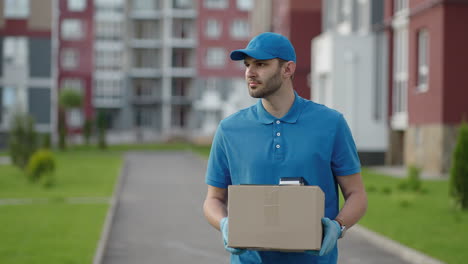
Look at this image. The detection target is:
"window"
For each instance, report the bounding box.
[204,0,228,9]
[133,0,159,11]
[94,78,123,103]
[173,19,193,39]
[95,48,123,70]
[4,0,29,18]
[133,20,160,40]
[230,19,249,39]
[67,0,86,11]
[61,78,84,93]
[174,0,192,9]
[135,107,154,127]
[205,48,226,67]
[3,37,27,66]
[61,48,79,69]
[393,27,408,114]
[96,20,124,40]
[67,109,83,128]
[172,78,190,97]
[133,49,158,68]
[61,19,85,40]
[394,0,408,14]
[236,0,253,11]
[417,29,429,92]
[132,79,157,99]
[205,19,222,39]
[171,105,189,128]
[1,86,16,124]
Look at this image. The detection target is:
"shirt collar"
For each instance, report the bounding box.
[255,91,304,124]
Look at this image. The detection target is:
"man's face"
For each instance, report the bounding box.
[244,57,284,98]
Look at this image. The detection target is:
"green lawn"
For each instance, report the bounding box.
[0,150,122,264]
[0,143,211,264]
[359,168,467,264]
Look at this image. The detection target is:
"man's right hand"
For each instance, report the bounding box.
[220,217,246,255]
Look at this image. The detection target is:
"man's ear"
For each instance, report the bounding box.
[283,61,296,79]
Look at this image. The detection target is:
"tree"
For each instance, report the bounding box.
[58,88,83,149]
[83,119,93,145]
[450,121,468,209]
[96,111,107,149]
[8,112,38,169]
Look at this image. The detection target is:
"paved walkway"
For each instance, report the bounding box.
[99,151,417,264]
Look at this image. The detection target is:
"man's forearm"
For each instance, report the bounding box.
[203,197,228,230]
[335,190,367,228]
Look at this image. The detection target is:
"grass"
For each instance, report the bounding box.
[0,203,108,264]
[0,149,122,264]
[0,143,211,264]
[360,168,468,264]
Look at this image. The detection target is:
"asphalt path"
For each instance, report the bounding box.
[101,151,412,264]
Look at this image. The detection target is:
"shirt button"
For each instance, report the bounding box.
[276,132,281,136]
[276,144,281,149]
[276,120,281,124]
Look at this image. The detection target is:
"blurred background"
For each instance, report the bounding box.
[1,0,467,177]
[1,1,468,264]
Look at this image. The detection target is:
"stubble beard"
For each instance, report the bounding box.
[247,68,283,99]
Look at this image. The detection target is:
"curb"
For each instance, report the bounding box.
[352,225,446,264]
[92,154,129,264]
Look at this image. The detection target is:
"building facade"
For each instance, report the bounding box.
[0,0,53,148]
[92,0,126,141]
[385,0,468,175]
[193,0,255,142]
[251,0,322,100]
[124,0,197,142]
[57,0,94,138]
[311,0,388,165]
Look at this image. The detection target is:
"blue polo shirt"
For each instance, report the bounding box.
[206,91,361,264]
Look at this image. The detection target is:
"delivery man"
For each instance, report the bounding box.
[203,32,368,264]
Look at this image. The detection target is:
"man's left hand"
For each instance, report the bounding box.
[305,217,342,256]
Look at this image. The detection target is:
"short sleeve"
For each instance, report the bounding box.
[331,114,361,176]
[205,123,232,188]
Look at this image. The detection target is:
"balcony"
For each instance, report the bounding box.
[169,67,195,77]
[130,68,162,78]
[131,39,163,49]
[170,38,196,48]
[130,10,163,19]
[131,96,162,105]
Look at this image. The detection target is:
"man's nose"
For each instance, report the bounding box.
[246,66,257,78]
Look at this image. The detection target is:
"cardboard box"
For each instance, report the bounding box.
[227,185,324,251]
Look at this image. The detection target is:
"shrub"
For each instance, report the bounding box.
[26,149,56,187]
[407,165,422,191]
[41,133,51,149]
[398,165,422,192]
[450,121,468,209]
[8,113,38,169]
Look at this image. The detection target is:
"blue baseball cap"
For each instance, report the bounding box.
[230,32,296,62]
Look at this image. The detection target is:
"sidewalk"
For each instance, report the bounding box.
[96,151,440,264]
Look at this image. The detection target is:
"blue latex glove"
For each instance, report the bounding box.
[305,217,342,256]
[220,217,246,255]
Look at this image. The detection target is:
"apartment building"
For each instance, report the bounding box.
[124,0,197,142]
[385,0,468,175]
[250,0,322,100]
[93,0,125,136]
[0,0,53,148]
[193,0,255,142]
[57,0,94,137]
[311,0,388,165]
